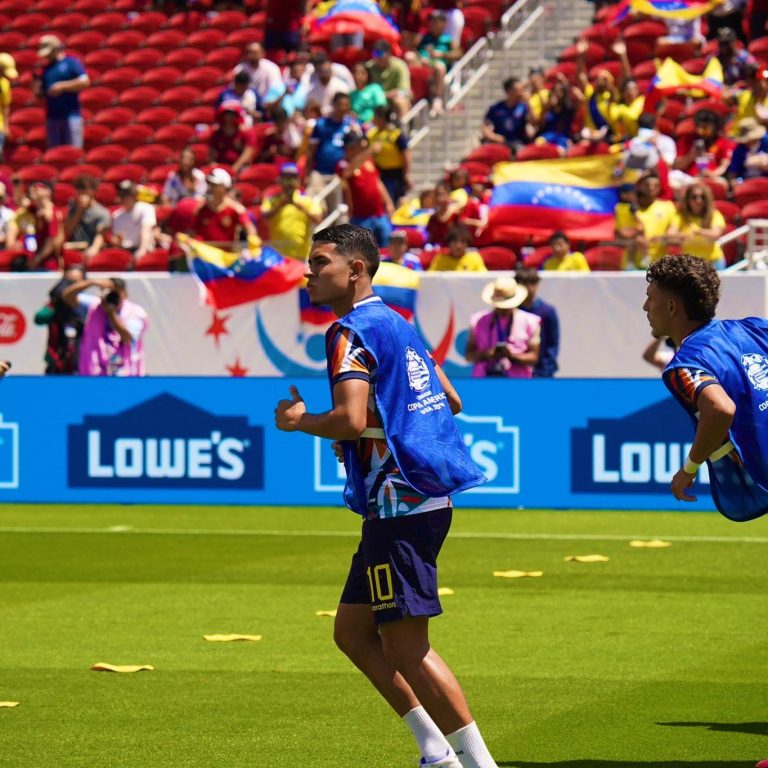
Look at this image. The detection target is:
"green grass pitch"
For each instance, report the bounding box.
[1,504,767,768]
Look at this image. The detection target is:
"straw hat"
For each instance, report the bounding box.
[0,53,18,80]
[734,117,767,144]
[481,276,528,310]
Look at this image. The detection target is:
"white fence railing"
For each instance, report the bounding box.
[726,220,768,271]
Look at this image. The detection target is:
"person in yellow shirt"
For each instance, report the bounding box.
[542,231,590,271]
[665,182,727,270]
[730,64,768,136]
[614,172,676,269]
[260,163,324,259]
[367,105,412,206]
[0,53,18,160]
[428,224,487,272]
[526,66,550,122]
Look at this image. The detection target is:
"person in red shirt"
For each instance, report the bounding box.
[673,110,734,190]
[208,102,257,175]
[191,168,256,247]
[7,180,63,270]
[336,132,394,246]
[426,181,461,247]
[264,0,308,53]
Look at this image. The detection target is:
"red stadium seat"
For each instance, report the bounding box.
[188,142,210,165]
[208,10,248,32]
[673,117,697,139]
[560,41,605,67]
[135,106,177,129]
[49,12,89,36]
[588,61,623,82]
[134,248,171,271]
[37,0,71,12]
[164,47,206,69]
[60,163,104,182]
[99,67,141,91]
[10,106,45,128]
[93,106,135,129]
[238,163,280,187]
[105,30,146,53]
[521,246,551,268]
[234,181,261,206]
[87,247,134,272]
[167,10,206,32]
[22,124,49,151]
[631,60,658,80]
[16,164,59,184]
[10,13,50,36]
[0,0,26,11]
[0,250,28,272]
[80,86,118,112]
[10,86,35,108]
[187,28,227,48]
[625,40,652,66]
[0,32,25,51]
[141,66,183,88]
[653,40,697,61]
[3,145,40,171]
[118,86,161,111]
[146,29,186,53]
[110,123,154,150]
[740,200,768,220]
[622,19,667,48]
[72,0,111,11]
[478,246,516,270]
[714,199,742,225]
[748,35,768,58]
[682,57,708,75]
[684,98,731,119]
[89,11,128,32]
[129,11,168,33]
[95,181,117,206]
[165,197,199,233]
[123,48,164,69]
[225,28,264,47]
[178,105,215,125]
[85,143,131,166]
[154,123,196,149]
[204,46,241,70]
[53,181,77,207]
[11,50,40,75]
[700,177,728,201]
[129,144,175,165]
[584,245,624,271]
[66,30,107,54]
[516,143,560,161]
[148,163,177,183]
[182,66,224,90]
[103,163,147,183]
[464,144,512,165]
[158,86,202,111]
[84,48,123,70]
[42,146,85,170]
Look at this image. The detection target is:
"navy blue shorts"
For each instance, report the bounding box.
[340,507,452,624]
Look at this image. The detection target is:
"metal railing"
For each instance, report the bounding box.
[725,221,768,271]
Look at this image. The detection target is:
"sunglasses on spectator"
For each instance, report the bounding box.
[689,194,705,200]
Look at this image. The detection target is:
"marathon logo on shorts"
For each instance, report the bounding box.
[571,398,710,494]
[68,393,264,489]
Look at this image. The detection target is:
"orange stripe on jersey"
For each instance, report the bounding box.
[669,367,717,409]
[328,327,371,380]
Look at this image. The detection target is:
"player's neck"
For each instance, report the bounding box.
[672,319,708,347]
[331,286,374,318]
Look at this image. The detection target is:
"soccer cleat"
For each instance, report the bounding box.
[418,750,463,768]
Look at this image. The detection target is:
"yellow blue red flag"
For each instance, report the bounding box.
[611,0,722,22]
[646,56,724,109]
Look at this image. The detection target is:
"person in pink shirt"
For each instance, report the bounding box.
[464,275,541,378]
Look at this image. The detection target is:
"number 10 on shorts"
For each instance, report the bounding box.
[366,564,394,603]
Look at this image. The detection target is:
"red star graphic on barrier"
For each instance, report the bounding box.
[226,357,249,377]
[205,311,231,348]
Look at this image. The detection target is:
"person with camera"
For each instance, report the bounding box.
[61,276,148,376]
[464,275,540,379]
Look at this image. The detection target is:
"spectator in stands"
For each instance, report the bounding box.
[350,63,388,124]
[447,167,487,237]
[481,78,532,151]
[368,105,412,205]
[216,70,262,127]
[574,38,621,144]
[711,26,756,86]
[708,0,748,46]
[280,56,311,116]
[614,171,676,269]
[622,113,677,174]
[0,53,17,161]
[464,275,540,378]
[263,0,308,53]
[0,181,15,248]
[305,54,351,116]
[300,50,356,91]
[305,91,359,196]
[426,181,460,246]
[431,0,465,48]
[258,107,302,162]
[7,180,63,271]
[542,231,590,271]
[209,102,256,175]
[234,42,284,106]
[526,66,549,124]
[63,276,148,377]
[673,109,733,187]
[428,224,486,271]
[366,41,412,118]
[161,148,208,205]
[34,35,90,150]
[260,163,323,259]
[516,267,559,378]
[665,182,727,269]
[63,175,110,264]
[192,168,256,246]
[337,133,394,247]
[409,9,463,116]
[730,64,768,131]
[534,76,576,151]
[382,229,422,270]
[728,117,768,180]
[111,181,157,263]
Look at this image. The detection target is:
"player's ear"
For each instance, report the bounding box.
[349,258,366,282]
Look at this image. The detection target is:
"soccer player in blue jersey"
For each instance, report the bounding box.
[274,224,498,768]
[644,254,768,521]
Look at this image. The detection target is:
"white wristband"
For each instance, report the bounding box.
[683,455,701,475]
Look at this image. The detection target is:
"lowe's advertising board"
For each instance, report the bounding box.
[0,377,714,511]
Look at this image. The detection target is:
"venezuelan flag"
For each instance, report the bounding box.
[373,261,419,322]
[390,198,433,246]
[646,57,723,110]
[612,0,722,22]
[489,154,622,242]
[299,286,336,327]
[180,233,306,310]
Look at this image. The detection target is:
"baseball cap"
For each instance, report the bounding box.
[206,167,232,188]
[0,53,18,80]
[280,163,300,175]
[37,34,62,58]
[117,179,137,195]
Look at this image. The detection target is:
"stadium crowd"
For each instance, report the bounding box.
[0,0,767,274]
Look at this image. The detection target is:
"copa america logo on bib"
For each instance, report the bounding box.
[405,347,430,392]
[742,353,768,394]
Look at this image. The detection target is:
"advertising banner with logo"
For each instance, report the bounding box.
[0,377,719,511]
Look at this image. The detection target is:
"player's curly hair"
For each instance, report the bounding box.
[646,255,720,322]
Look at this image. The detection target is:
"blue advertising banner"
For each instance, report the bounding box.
[0,377,715,511]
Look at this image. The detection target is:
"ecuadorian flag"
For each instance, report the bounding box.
[180,233,306,310]
[612,0,722,22]
[373,261,419,321]
[489,154,622,241]
[646,57,724,110]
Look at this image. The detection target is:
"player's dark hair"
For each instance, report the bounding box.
[332,91,350,105]
[503,77,520,92]
[515,266,540,285]
[646,255,720,322]
[111,276,127,293]
[445,224,471,245]
[312,224,380,278]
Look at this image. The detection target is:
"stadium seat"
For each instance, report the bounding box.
[624,40,652,66]
[584,245,624,271]
[85,143,131,167]
[10,13,50,36]
[733,178,768,208]
[10,106,45,128]
[517,143,560,161]
[134,248,171,271]
[714,199,742,225]
[141,66,183,88]
[42,146,85,170]
[681,57,708,75]
[129,144,175,165]
[167,10,206,31]
[72,0,111,12]
[464,144,511,165]
[520,246,550,268]
[164,197,199,234]
[105,30,146,53]
[225,28,264,47]
[49,12,89,36]
[700,177,728,201]
[118,86,161,111]
[99,67,141,91]
[93,106,136,129]
[158,86,202,111]
[21,124,49,151]
[154,122,196,149]
[136,106,177,129]
[16,164,59,184]
[182,66,224,91]
[164,47,206,69]
[238,163,280,188]
[60,163,104,182]
[588,61,623,82]
[0,249,28,272]
[478,246,516,270]
[204,46,241,70]
[740,200,768,220]
[748,35,768,58]
[95,181,116,206]
[178,105,215,125]
[103,163,147,183]
[234,181,261,206]
[631,60,658,80]
[67,30,107,54]
[684,98,731,119]
[622,19,666,48]
[146,29,186,53]
[188,142,210,165]
[208,9,247,32]
[461,6,494,45]
[560,41,605,67]
[62,248,85,268]
[148,163,177,183]
[84,48,123,70]
[187,29,226,48]
[53,181,77,207]
[0,32,25,51]
[123,48,164,69]
[80,86,118,112]
[654,40,696,61]
[89,11,128,32]
[87,247,134,271]
[10,86,35,108]
[129,10,168,33]
[110,123,154,150]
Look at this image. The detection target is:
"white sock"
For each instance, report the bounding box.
[403,706,456,762]
[446,721,498,768]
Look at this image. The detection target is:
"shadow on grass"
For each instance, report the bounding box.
[657,722,768,737]
[499,762,757,767]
